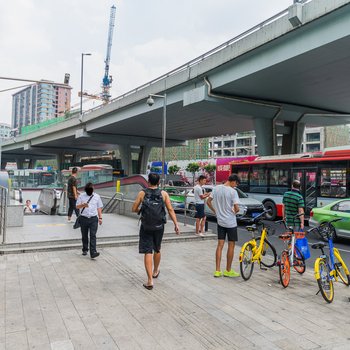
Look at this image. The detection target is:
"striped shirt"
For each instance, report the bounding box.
[282,189,304,227]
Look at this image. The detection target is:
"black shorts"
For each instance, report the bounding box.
[195,204,206,218]
[217,225,238,242]
[139,225,164,254]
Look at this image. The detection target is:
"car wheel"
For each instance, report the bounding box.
[263,200,276,221]
[188,204,196,218]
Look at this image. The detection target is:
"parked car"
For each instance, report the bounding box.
[185,185,265,222]
[163,187,188,211]
[309,199,350,241]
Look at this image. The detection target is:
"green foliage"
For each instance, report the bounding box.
[168,164,180,175]
[186,162,200,174]
[186,162,200,185]
[204,164,216,173]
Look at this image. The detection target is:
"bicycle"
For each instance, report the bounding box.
[276,216,306,288]
[308,218,350,303]
[239,209,277,281]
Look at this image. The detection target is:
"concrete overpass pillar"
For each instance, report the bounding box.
[254,118,274,156]
[119,145,133,176]
[281,121,305,154]
[139,145,152,175]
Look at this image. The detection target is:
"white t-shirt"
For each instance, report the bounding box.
[210,185,240,228]
[194,185,205,204]
[76,192,103,217]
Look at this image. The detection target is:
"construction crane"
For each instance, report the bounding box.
[101,5,116,103]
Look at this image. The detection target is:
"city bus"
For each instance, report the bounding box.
[8,169,57,188]
[61,164,114,189]
[230,146,350,220]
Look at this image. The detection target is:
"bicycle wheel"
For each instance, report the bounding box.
[315,258,334,303]
[293,245,306,274]
[255,237,277,268]
[279,250,290,288]
[240,243,255,281]
[334,255,350,286]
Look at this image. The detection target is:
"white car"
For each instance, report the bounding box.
[185,185,265,222]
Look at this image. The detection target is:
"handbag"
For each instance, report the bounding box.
[295,233,311,260]
[73,195,94,229]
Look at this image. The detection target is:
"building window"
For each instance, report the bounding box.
[306,132,320,142]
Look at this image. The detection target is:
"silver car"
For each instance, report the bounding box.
[186,185,265,222]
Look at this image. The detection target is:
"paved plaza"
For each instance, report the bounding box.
[1,237,350,350]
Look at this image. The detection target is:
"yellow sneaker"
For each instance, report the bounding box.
[224,269,240,277]
[213,271,223,277]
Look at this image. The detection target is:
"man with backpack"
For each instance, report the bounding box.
[132,173,180,290]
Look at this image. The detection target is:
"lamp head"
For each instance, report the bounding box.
[146,96,155,107]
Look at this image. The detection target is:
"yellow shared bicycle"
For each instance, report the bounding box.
[308,218,350,303]
[239,210,277,281]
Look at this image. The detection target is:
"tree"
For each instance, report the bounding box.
[186,162,200,185]
[168,164,180,175]
[204,164,216,184]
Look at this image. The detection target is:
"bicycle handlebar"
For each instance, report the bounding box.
[252,209,271,223]
[307,218,342,240]
[275,213,304,230]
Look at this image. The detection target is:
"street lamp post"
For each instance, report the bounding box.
[80,53,92,119]
[146,93,167,187]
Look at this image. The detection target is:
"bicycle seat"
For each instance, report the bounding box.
[311,242,327,250]
[279,233,291,240]
[246,225,257,232]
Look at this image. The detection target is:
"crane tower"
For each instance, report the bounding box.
[101,5,116,103]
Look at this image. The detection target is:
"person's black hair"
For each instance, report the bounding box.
[85,182,94,196]
[197,175,206,182]
[228,174,241,183]
[72,167,78,174]
[148,173,160,186]
[292,180,301,189]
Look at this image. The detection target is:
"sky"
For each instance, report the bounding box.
[0,0,293,125]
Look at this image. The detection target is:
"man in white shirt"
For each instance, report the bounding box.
[193,175,210,236]
[207,174,241,278]
[76,182,103,259]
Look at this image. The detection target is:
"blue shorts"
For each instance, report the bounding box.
[195,204,206,218]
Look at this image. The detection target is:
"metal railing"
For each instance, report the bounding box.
[100,186,200,227]
[102,192,125,213]
[0,186,8,244]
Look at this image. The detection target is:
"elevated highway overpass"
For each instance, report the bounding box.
[3,0,350,174]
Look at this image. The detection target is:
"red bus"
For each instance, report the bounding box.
[230,147,349,220]
[215,156,257,183]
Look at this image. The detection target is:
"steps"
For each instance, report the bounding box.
[0,232,216,255]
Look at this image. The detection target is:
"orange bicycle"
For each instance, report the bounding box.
[276,217,306,288]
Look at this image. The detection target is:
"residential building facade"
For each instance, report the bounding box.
[12,81,72,133]
[0,123,12,141]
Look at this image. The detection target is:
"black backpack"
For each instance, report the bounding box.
[140,188,166,231]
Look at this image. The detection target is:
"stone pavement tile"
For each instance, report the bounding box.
[68,329,97,350]
[3,240,350,350]
[5,330,28,350]
[50,339,75,350]
[81,315,118,349]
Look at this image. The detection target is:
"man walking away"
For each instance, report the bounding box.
[194,175,210,236]
[67,167,79,223]
[282,180,305,230]
[76,183,103,259]
[132,173,180,290]
[207,174,241,278]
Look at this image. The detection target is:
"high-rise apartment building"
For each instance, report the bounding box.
[0,123,12,141]
[12,81,72,133]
